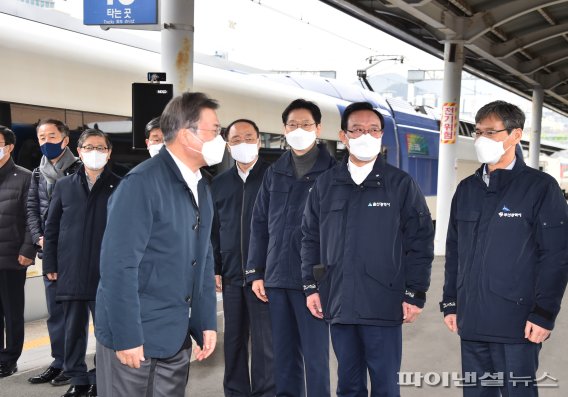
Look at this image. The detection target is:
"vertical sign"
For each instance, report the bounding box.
[84,0,158,26]
[440,102,458,144]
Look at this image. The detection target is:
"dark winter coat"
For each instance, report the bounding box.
[26,160,82,245]
[442,155,568,343]
[0,158,36,270]
[246,144,336,290]
[211,160,270,286]
[42,166,121,301]
[301,155,434,326]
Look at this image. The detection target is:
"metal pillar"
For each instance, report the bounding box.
[161,0,195,95]
[528,86,543,169]
[434,41,464,256]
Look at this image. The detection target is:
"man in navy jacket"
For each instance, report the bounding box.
[301,102,434,397]
[43,129,120,397]
[95,92,222,396]
[247,99,335,397]
[211,119,274,397]
[441,101,568,397]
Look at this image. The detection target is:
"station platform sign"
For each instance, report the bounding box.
[84,0,158,26]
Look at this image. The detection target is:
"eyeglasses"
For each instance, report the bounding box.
[80,145,109,153]
[473,128,509,138]
[190,126,222,136]
[285,122,316,130]
[148,139,164,144]
[345,128,383,138]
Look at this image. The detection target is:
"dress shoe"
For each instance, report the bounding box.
[86,384,97,397]
[51,372,72,386]
[0,361,17,377]
[61,385,90,397]
[28,365,63,384]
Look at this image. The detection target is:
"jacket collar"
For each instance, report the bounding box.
[231,158,266,179]
[0,157,16,179]
[333,154,386,187]
[474,154,527,192]
[159,145,194,188]
[273,143,333,177]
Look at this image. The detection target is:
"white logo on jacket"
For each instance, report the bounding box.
[368,202,391,207]
[498,205,522,218]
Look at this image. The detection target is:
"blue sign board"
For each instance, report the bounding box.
[84,0,158,26]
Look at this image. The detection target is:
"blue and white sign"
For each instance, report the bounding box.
[84,0,158,26]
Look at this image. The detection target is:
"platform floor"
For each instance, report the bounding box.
[1,256,566,396]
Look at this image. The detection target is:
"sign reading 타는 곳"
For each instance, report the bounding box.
[84,0,158,26]
[440,102,458,144]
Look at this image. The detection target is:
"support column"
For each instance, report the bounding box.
[161,0,195,95]
[528,86,543,169]
[434,41,464,256]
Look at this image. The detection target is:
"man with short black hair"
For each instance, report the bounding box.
[247,99,334,397]
[212,119,274,397]
[96,92,222,396]
[145,116,164,157]
[0,125,35,378]
[301,101,434,396]
[441,100,568,397]
[26,118,82,386]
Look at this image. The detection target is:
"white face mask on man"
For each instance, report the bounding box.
[285,128,316,151]
[186,132,226,166]
[148,143,164,157]
[348,133,382,162]
[474,136,513,165]
[229,143,258,164]
[82,151,108,171]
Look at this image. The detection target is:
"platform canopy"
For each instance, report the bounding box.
[320,0,568,117]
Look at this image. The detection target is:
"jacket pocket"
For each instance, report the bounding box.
[320,199,347,266]
[455,210,480,280]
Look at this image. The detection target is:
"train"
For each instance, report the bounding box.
[1,7,566,321]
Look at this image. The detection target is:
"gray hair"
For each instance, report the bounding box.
[160,92,219,143]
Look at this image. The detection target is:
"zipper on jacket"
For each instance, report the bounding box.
[240,180,246,287]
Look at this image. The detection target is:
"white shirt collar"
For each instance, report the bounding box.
[236,158,258,183]
[347,157,376,185]
[167,148,202,205]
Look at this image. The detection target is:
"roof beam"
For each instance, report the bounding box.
[382,0,465,38]
[465,0,568,42]
[519,48,568,74]
[535,71,568,90]
[492,22,568,59]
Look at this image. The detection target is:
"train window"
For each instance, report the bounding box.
[11,103,65,124]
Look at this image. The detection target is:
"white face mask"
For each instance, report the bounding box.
[187,133,226,166]
[474,136,511,165]
[348,134,382,162]
[148,143,164,157]
[230,142,258,164]
[285,128,316,151]
[82,151,108,171]
[0,147,5,160]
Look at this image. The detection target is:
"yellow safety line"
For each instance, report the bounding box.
[23,325,94,351]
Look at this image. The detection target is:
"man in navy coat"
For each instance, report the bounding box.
[43,129,120,397]
[441,101,568,397]
[95,92,224,396]
[211,119,274,397]
[301,101,434,397]
[247,99,335,397]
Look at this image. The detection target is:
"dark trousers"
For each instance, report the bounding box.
[62,300,96,385]
[96,341,191,397]
[0,269,26,363]
[461,339,541,397]
[330,324,402,397]
[266,287,330,397]
[44,277,66,369]
[222,284,275,397]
